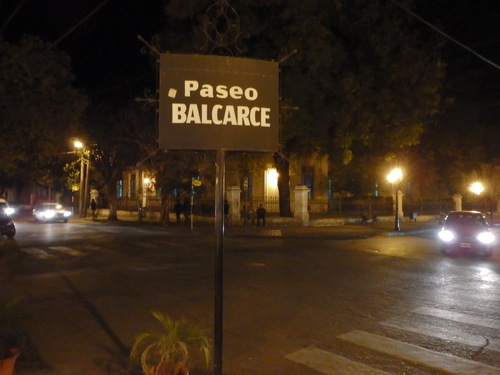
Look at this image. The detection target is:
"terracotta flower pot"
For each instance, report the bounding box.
[0,349,19,375]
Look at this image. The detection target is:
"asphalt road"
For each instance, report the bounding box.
[1,217,499,375]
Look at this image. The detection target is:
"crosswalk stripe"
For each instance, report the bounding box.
[414,307,500,330]
[83,245,100,251]
[337,330,500,375]
[380,319,500,351]
[48,246,85,256]
[285,347,391,375]
[21,247,56,260]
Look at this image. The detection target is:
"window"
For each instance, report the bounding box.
[117,180,124,198]
[130,174,136,198]
[327,178,333,200]
[242,174,253,200]
[265,168,279,199]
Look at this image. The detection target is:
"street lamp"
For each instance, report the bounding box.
[73,140,86,217]
[74,140,83,150]
[469,181,484,196]
[469,181,484,210]
[387,168,403,231]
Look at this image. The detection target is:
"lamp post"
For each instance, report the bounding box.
[74,140,85,217]
[387,168,403,232]
[469,181,484,210]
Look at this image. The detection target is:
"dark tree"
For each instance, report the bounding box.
[161,0,445,216]
[0,36,87,194]
[84,104,156,220]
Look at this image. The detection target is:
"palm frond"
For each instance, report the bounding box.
[130,311,212,375]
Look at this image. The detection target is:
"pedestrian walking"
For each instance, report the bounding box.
[256,204,266,227]
[174,199,183,223]
[90,199,97,221]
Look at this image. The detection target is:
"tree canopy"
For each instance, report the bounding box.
[160,0,446,215]
[84,104,156,220]
[0,35,87,189]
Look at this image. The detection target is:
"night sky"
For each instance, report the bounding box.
[1,0,499,127]
[0,0,165,104]
[417,0,500,127]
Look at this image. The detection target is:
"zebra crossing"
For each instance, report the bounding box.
[286,304,500,374]
[21,245,91,259]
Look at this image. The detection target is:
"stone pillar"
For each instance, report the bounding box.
[226,186,241,225]
[452,194,462,211]
[294,185,310,226]
[90,189,99,203]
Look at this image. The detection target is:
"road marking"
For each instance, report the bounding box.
[48,246,85,256]
[83,245,100,251]
[414,307,500,330]
[21,247,56,260]
[338,330,500,375]
[381,318,491,348]
[244,262,266,267]
[261,229,282,237]
[285,347,390,375]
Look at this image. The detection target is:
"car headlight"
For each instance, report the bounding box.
[63,211,71,217]
[477,232,495,245]
[438,229,454,242]
[4,207,15,215]
[43,210,55,218]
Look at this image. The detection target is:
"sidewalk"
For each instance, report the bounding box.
[73,213,440,240]
[224,220,439,239]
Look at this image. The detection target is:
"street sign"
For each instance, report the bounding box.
[159,53,279,152]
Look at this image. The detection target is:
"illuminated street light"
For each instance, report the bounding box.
[73,140,84,149]
[386,168,403,184]
[469,181,484,211]
[387,168,403,232]
[469,182,484,196]
[73,140,86,217]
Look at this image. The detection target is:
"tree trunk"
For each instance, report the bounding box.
[273,153,292,217]
[107,197,118,221]
[106,180,118,221]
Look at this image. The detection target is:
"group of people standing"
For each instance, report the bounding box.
[173,198,191,223]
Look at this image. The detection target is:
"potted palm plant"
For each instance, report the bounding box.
[129,311,211,375]
[0,297,35,375]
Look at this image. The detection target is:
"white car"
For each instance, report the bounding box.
[33,202,72,223]
[0,198,15,216]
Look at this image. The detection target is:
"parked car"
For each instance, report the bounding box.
[0,198,15,216]
[0,210,16,238]
[438,211,496,257]
[33,202,72,223]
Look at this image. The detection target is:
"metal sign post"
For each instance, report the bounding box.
[157,53,279,375]
[214,149,225,375]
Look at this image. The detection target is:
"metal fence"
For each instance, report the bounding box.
[115,195,469,218]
